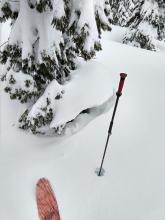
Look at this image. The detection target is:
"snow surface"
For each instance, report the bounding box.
[0,26,165,220]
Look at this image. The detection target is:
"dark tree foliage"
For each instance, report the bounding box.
[0,0,111,134]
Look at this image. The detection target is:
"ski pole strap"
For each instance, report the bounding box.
[117,73,127,96]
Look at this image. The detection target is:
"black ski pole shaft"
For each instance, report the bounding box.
[98,73,127,176]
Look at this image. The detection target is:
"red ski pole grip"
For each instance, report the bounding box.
[117,73,127,96]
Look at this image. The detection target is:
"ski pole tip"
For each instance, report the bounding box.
[120,73,127,79]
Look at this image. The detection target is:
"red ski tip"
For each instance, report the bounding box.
[36,178,61,220]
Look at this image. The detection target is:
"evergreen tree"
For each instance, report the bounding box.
[110,0,137,27]
[123,0,165,51]
[0,0,111,135]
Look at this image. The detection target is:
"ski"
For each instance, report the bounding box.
[36,178,61,220]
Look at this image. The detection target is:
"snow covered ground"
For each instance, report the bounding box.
[0,26,165,220]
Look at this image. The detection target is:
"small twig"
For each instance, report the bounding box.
[0,40,8,48]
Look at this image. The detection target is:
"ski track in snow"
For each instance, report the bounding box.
[0,26,165,220]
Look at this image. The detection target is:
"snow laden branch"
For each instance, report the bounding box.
[0,0,112,135]
[0,0,20,22]
[19,62,115,135]
[110,0,165,51]
[123,0,165,51]
[110,0,136,27]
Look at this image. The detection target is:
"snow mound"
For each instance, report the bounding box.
[26,61,115,135]
[51,61,114,128]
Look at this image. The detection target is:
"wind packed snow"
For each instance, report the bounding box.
[0,26,165,220]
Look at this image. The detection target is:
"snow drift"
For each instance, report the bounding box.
[20,61,115,136]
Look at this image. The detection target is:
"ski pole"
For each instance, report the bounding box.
[98,73,127,176]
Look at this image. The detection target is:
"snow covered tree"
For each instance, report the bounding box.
[123,0,165,51]
[0,0,111,134]
[110,0,137,27]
